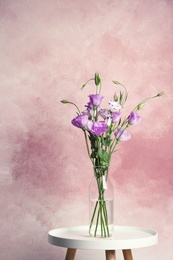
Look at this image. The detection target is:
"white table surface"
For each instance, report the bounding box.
[48,225,158,250]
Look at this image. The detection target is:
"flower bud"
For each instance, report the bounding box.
[61,100,69,104]
[113,93,118,101]
[95,73,101,86]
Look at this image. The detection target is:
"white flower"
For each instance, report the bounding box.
[108,100,122,112]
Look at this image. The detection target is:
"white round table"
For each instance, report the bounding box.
[48,225,158,260]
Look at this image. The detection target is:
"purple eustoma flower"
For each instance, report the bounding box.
[112,112,121,122]
[87,121,107,136]
[89,94,104,107]
[71,114,88,129]
[114,128,131,141]
[85,101,94,111]
[85,101,94,117]
[128,112,141,125]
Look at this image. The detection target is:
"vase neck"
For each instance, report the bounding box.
[93,166,109,179]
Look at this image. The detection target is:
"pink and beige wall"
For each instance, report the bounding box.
[0,0,173,259]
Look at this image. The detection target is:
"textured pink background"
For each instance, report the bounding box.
[0,0,173,259]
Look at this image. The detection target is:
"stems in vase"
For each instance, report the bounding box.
[89,167,113,238]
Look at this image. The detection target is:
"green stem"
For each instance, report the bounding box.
[89,174,111,237]
[94,205,100,237]
[100,198,106,237]
[133,92,164,112]
[81,77,95,90]
[83,130,94,165]
[103,201,110,236]
[89,200,98,235]
[62,101,81,114]
[98,82,102,95]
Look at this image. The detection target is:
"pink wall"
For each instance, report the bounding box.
[0,0,173,259]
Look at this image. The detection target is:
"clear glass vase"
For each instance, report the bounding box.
[89,166,114,238]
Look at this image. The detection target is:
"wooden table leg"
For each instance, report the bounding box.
[105,250,116,260]
[65,248,77,260]
[122,249,133,260]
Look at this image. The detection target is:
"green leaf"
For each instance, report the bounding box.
[98,148,110,166]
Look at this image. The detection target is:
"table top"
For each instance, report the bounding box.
[48,225,158,250]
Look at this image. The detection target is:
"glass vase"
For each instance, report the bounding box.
[89,165,114,238]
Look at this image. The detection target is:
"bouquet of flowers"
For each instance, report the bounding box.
[61,73,163,237]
